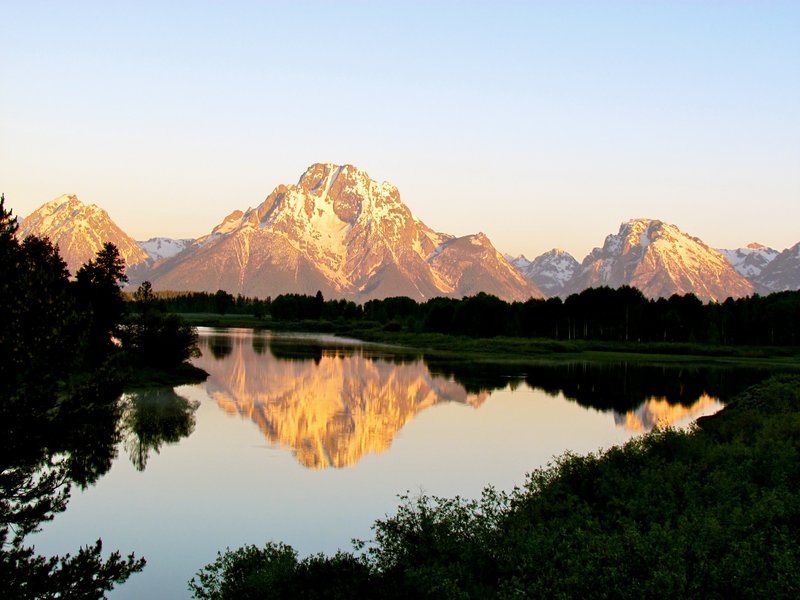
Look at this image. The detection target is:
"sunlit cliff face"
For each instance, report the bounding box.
[615,394,723,432]
[194,333,487,469]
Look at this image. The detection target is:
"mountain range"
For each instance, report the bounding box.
[17,163,800,302]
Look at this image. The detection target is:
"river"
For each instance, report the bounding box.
[30,327,755,598]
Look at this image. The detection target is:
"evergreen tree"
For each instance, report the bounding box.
[74,242,128,362]
[1,198,144,596]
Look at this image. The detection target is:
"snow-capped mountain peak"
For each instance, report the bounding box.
[718,243,779,280]
[137,237,194,262]
[510,248,580,297]
[570,218,754,301]
[20,194,148,275]
[147,163,542,301]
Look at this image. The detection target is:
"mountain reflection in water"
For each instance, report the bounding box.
[195,331,487,469]
[191,329,756,470]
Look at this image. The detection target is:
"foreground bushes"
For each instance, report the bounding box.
[190,375,800,599]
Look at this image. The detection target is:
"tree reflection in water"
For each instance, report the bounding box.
[0,372,145,595]
[121,388,200,471]
[207,335,233,360]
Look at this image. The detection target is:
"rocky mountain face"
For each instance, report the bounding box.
[565,219,755,302]
[19,194,148,275]
[148,163,541,301]
[718,243,779,281]
[754,242,800,292]
[507,249,580,298]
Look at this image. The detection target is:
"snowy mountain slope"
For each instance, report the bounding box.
[149,163,542,301]
[508,249,580,297]
[567,219,755,301]
[138,237,194,262]
[19,194,149,275]
[717,243,779,279]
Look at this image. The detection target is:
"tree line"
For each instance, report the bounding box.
[153,286,800,346]
[1,195,200,596]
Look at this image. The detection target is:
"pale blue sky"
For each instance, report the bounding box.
[2,1,798,259]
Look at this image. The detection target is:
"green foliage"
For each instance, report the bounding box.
[164,286,800,347]
[0,539,145,599]
[1,198,147,596]
[189,542,375,600]
[74,242,129,362]
[190,375,800,599]
[189,542,299,599]
[214,289,234,315]
[123,282,201,371]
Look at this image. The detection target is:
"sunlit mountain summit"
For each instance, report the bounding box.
[147,163,541,301]
[19,177,800,301]
[19,194,148,275]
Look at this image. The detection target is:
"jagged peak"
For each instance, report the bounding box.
[623,217,663,228]
[42,194,81,210]
[299,162,368,186]
[51,193,79,203]
[542,247,574,257]
[297,162,399,198]
[29,194,107,220]
[468,232,494,248]
[616,218,715,251]
[532,249,579,266]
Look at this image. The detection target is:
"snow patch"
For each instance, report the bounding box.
[138,237,193,261]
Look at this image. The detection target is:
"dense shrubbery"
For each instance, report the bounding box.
[189,375,800,598]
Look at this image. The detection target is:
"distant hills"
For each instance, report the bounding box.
[18,164,800,302]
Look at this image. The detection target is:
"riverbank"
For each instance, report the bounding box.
[122,362,209,390]
[177,313,800,369]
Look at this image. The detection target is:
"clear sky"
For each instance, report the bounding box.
[2,1,798,260]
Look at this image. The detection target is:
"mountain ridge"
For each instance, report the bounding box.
[17,175,800,301]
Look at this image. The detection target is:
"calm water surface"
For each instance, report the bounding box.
[32,328,734,598]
